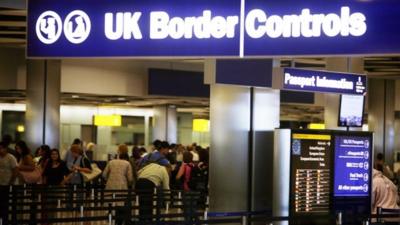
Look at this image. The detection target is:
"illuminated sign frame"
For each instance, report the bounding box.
[28,0,400,58]
[94,115,122,127]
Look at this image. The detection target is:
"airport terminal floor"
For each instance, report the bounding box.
[2,0,400,224]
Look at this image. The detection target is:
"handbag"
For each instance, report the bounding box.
[81,162,102,182]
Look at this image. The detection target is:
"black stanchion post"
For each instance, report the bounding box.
[126,188,132,225]
[155,188,161,225]
[11,186,17,224]
[101,186,105,207]
[108,203,113,224]
[241,215,247,225]
[336,211,342,225]
[30,185,37,225]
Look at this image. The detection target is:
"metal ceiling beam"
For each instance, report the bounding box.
[0,37,24,43]
[0,0,26,10]
[0,21,25,27]
[0,9,26,16]
[0,30,24,34]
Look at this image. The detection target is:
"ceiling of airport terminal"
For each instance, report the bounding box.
[0,90,327,121]
[0,7,26,47]
[280,104,324,123]
[0,89,211,117]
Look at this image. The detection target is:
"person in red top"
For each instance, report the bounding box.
[176,151,194,191]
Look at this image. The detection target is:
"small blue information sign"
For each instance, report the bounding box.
[283,68,366,95]
[333,135,371,197]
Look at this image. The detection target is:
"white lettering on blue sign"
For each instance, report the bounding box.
[284,72,355,90]
[316,76,353,90]
[246,7,366,39]
[149,11,239,39]
[104,12,143,40]
[34,6,367,44]
[284,73,316,88]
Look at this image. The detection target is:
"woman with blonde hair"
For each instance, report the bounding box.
[85,142,95,161]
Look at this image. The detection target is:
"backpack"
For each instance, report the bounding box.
[188,165,207,191]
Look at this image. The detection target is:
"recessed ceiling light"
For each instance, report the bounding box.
[117,97,126,101]
[72,95,79,99]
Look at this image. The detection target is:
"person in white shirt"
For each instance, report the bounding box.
[135,163,169,222]
[0,141,18,224]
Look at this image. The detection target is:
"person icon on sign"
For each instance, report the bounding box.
[40,17,56,40]
[67,16,86,38]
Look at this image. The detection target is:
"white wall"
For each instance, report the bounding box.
[0,52,203,96]
[61,59,148,96]
[177,112,193,145]
[61,59,203,97]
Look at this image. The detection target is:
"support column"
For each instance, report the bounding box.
[395,81,400,163]
[206,59,280,212]
[152,105,177,143]
[324,57,364,130]
[26,60,61,149]
[144,116,150,147]
[251,87,280,211]
[209,84,251,211]
[368,79,395,167]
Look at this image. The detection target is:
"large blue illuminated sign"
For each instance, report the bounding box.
[27,0,400,57]
[333,136,371,197]
[282,68,366,95]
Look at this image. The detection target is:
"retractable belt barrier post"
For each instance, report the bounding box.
[336,211,342,225]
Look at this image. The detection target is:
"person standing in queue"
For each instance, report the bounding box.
[103,145,134,225]
[66,144,92,185]
[103,145,134,190]
[64,138,83,171]
[2,134,16,158]
[0,141,18,225]
[135,161,170,223]
[15,141,38,184]
[131,146,143,169]
[372,167,400,219]
[138,141,171,176]
[41,149,69,222]
[375,153,395,180]
[43,149,69,186]
[176,151,194,191]
[85,142,95,161]
[37,145,51,184]
[64,144,92,208]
